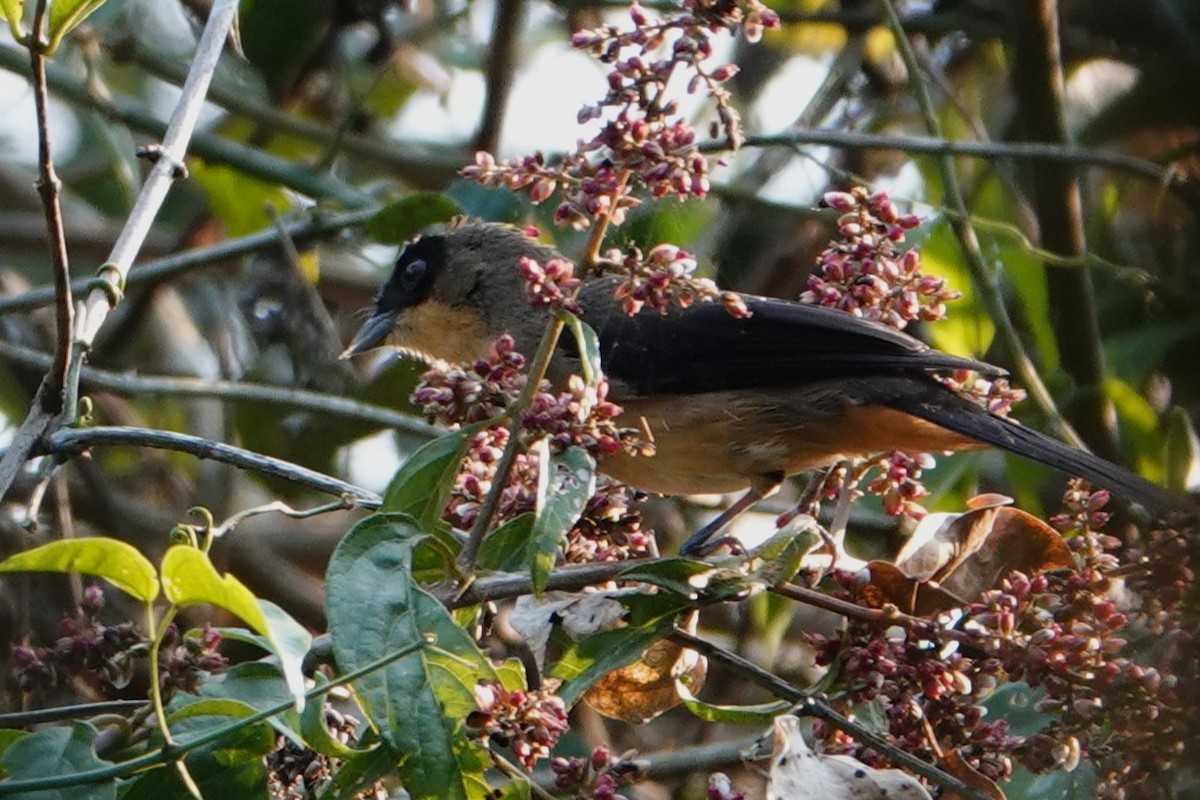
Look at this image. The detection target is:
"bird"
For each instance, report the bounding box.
[341,221,1191,554]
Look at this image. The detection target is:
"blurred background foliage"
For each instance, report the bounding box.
[0,0,1197,792]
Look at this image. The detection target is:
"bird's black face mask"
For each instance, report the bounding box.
[340,235,446,358]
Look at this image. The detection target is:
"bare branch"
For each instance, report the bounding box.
[38,426,381,506]
[0,207,376,316]
[0,340,439,438]
[27,0,72,412]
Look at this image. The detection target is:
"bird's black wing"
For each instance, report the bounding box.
[576,284,1002,397]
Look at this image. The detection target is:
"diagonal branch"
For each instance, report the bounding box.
[0,207,376,316]
[37,426,381,507]
[0,0,240,503]
[671,629,993,800]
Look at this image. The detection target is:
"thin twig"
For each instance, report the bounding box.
[0,0,243,504]
[0,207,377,316]
[669,629,992,800]
[27,0,72,412]
[0,699,148,729]
[0,340,439,437]
[440,561,633,608]
[36,426,381,507]
[877,0,1085,450]
[724,133,1196,209]
[128,42,464,187]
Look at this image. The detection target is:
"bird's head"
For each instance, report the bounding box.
[340,222,553,363]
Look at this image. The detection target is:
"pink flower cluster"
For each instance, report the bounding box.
[411,335,527,425]
[550,745,646,800]
[810,617,1016,782]
[523,375,645,458]
[865,451,935,519]
[10,585,225,699]
[519,255,581,313]
[444,426,539,530]
[939,369,1028,418]
[564,480,652,563]
[607,242,749,317]
[468,680,570,769]
[463,0,778,232]
[1049,479,1113,533]
[801,188,960,330]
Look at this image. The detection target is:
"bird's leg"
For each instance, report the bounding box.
[775,467,833,528]
[679,473,783,556]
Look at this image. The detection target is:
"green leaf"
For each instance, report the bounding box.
[0,730,27,777]
[46,0,106,52]
[199,662,294,710]
[0,0,23,42]
[550,591,692,707]
[476,514,535,572]
[167,698,258,730]
[198,661,302,746]
[494,658,527,693]
[366,193,462,245]
[445,180,523,223]
[1106,377,1167,481]
[161,546,311,708]
[382,427,478,531]
[530,444,595,595]
[616,558,712,598]
[189,162,292,238]
[318,741,403,800]
[326,514,497,800]
[678,680,790,724]
[746,520,822,588]
[120,717,272,800]
[0,538,158,602]
[560,313,602,387]
[0,721,112,800]
[300,675,372,759]
[919,217,996,359]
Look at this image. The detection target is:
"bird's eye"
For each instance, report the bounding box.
[400,259,426,292]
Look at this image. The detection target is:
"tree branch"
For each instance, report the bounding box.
[474,0,525,153]
[27,0,72,413]
[37,426,381,507]
[0,44,370,208]
[726,131,1199,210]
[1013,0,1118,460]
[0,340,439,439]
[0,0,243,503]
[0,207,376,316]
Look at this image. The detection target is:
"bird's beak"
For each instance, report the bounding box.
[339,311,399,359]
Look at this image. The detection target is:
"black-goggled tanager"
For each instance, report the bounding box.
[342,221,1192,554]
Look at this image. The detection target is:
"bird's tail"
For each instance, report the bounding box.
[887,390,1192,518]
